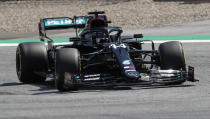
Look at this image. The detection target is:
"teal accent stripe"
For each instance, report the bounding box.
[0,35,210,43]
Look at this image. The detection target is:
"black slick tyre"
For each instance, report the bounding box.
[16,42,48,83]
[158,41,186,85]
[55,48,80,92]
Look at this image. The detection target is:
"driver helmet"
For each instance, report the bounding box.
[88,18,107,29]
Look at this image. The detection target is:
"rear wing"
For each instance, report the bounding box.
[39,16,88,41]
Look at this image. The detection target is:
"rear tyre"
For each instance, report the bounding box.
[55,48,80,92]
[16,42,48,83]
[158,41,186,85]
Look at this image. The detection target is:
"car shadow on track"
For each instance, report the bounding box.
[28,80,196,95]
[0,82,24,87]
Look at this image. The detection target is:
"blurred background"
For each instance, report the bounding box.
[0,0,210,33]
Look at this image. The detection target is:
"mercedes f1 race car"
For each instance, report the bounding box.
[16,11,197,91]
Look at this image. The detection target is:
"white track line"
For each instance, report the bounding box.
[0,43,19,46]
[0,40,210,46]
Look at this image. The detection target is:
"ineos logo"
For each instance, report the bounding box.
[109,44,126,49]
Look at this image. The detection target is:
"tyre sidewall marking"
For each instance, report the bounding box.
[181,43,187,71]
[17,46,22,79]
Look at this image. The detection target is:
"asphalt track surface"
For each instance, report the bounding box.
[0,21,210,119]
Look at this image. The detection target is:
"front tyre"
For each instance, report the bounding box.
[55,48,80,92]
[158,41,186,85]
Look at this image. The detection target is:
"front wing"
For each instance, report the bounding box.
[63,66,197,87]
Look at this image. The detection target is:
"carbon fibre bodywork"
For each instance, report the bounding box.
[37,11,197,89]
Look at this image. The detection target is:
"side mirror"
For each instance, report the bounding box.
[134,34,143,38]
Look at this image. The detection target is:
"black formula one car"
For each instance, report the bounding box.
[16,11,197,91]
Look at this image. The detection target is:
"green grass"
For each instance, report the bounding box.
[0,35,210,44]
